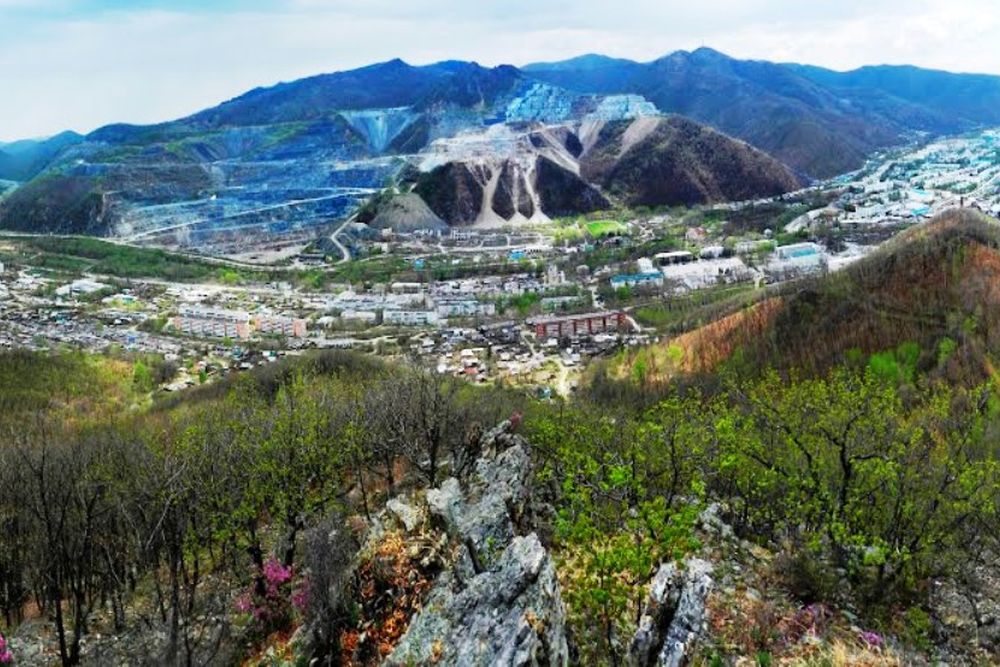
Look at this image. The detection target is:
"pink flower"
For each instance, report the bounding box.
[262,555,293,598]
[263,556,292,586]
[860,630,884,649]
[234,593,253,614]
[292,579,310,614]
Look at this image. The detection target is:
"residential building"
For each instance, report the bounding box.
[384,310,440,326]
[254,315,308,338]
[527,311,627,338]
[172,307,252,340]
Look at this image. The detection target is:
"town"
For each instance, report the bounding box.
[2,128,999,397]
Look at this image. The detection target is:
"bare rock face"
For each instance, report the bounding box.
[413,161,489,226]
[386,423,569,666]
[628,559,715,667]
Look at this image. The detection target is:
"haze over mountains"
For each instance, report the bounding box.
[3,47,1000,249]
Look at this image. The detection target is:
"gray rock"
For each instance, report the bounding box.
[628,558,715,667]
[386,439,569,666]
[427,444,533,569]
[385,534,568,667]
[427,477,464,530]
[387,495,426,532]
[698,503,735,541]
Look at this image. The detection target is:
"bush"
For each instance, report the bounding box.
[772,544,840,605]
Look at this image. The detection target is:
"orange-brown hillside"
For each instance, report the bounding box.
[620,209,1000,384]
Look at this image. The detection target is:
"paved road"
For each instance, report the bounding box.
[329,217,355,264]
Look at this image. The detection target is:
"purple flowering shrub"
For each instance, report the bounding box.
[0,632,12,664]
[859,630,885,649]
[235,555,300,636]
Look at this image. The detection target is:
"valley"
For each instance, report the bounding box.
[5,38,1000,667]
[0,127,997,405]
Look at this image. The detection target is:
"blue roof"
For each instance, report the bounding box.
[611,272,662,285]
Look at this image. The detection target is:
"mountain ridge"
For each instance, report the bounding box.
[4,48,1000,243]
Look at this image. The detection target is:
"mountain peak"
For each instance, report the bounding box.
[523,53,638,72]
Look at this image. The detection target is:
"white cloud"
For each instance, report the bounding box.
[1,0,999,141]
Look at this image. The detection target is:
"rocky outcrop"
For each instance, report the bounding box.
[628,559,715,667]
[386,422,569,666]
[493,161,536,220]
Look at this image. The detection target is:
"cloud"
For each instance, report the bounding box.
[1,0,999,140]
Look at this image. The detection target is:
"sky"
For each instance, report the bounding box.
[2,0,1000,142]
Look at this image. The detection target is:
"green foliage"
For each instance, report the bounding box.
[937,337,958,367]
[528,401,706,661]
[132,360,153,392]
[900,606,933,652]
[867,341,921,385]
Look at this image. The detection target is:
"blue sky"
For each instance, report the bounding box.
[2,0,999,141]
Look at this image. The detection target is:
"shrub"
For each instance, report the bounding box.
[772,544,840,605]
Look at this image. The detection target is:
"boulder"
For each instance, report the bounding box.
[387,495,426,533]
[628,558,715,667]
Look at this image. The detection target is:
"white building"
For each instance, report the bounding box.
[661,257,755,291]
[55,279,110,298]
[434,299,497,318]
[384,310,440,326]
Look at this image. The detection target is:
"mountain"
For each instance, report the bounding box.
[579,115,803,207]
[0,130,83,181]
[404,114,801,226]
[0,60,536,244]
[0,57,801,242]
[620,209,1000,383]
[788,63,1000,126]
[525,48,1000,178]
[5,50,1000,247]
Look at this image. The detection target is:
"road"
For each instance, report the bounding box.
[329,216,355,264]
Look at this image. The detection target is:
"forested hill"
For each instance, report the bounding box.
[618,208,1000,385]
[2,288,1000,664]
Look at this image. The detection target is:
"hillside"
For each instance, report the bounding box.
[404,115,801,226]
[580,115,804,207]
[6,49,1000,243]
[0,131,83,181]
[526,47,1000,177]
[621,209,1000,384]
[3,344,999,665]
